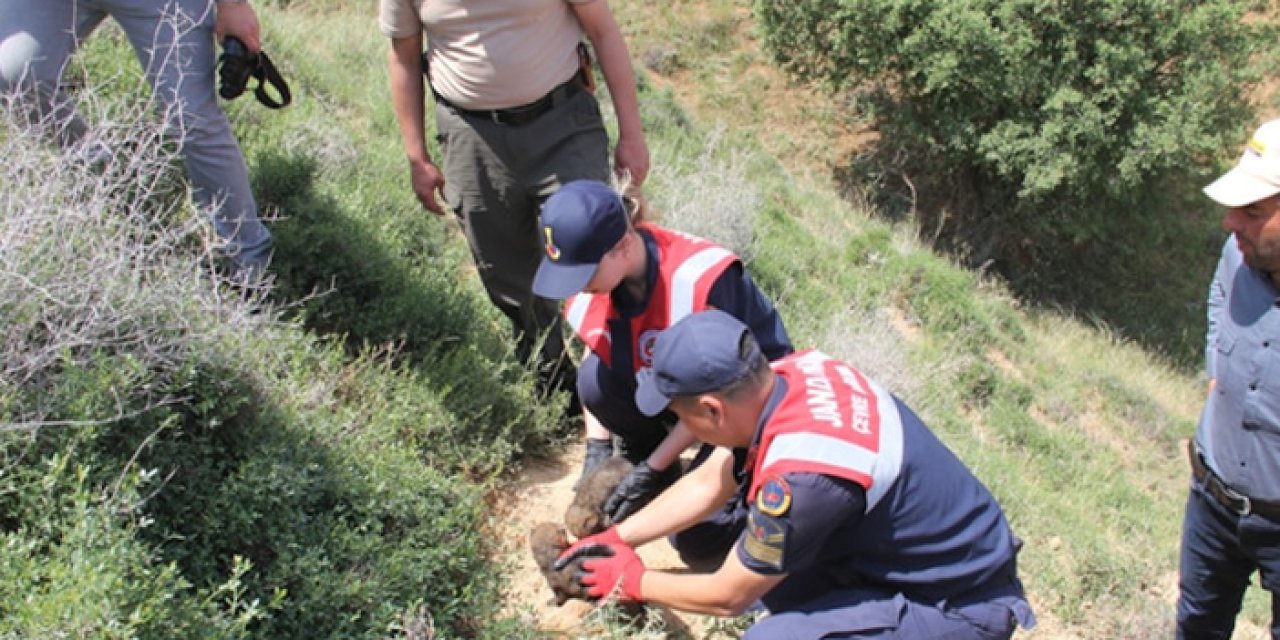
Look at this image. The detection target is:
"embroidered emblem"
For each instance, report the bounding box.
[743,509,787,570]
[544,226,561,260]
[638,329,661,367]
[757,476,792,517]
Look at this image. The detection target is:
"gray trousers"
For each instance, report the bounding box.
[434,82,609,379]
[0,0,272,272]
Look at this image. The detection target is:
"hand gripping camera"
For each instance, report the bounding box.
[218,37,291,109]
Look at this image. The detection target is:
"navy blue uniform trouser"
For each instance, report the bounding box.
[1178,474,1280,639]
[748,571,1030,640]
[578,352,670,461]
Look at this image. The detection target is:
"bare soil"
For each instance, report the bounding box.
[490,444,728,639]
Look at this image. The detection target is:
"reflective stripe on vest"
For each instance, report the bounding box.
[563,227,738,371]
[756,351,905,512]
[669,246,734,324]
[564,293,611,361]
[565,293,594,335]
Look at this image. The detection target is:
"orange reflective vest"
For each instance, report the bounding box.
[563,224,738,372]
[748,350,906,513]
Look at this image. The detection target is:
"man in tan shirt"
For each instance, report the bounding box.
[380,0,649,410]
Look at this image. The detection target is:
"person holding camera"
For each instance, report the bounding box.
[0,0,274,282]
[380,0,651,410]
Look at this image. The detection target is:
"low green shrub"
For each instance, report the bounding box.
[0,39,540,636]
[754,0,1269,366]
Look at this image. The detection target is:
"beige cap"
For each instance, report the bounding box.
[1204,119,1280,207]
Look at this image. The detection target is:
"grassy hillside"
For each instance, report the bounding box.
[0,0,1264,638]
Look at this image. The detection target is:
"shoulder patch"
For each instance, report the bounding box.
[757,475,792,517]
[742,509,788,570]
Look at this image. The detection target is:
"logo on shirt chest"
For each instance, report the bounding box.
[637,329,661,368]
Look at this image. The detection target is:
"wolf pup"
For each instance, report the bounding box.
[529,521,589,606]
[564,456,633,538]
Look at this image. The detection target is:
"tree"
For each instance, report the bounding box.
[756,0,1272,266]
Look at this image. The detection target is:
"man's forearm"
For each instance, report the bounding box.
[572,3,646,152]
[639,553,783,616]
[645,422,696,472]
[387,40,430,163]
[592,36,644,141]
[616,448,735,546]
[640,571,748,616]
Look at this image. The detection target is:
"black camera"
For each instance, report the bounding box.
[218,37,256,101]
[217,37,291,109]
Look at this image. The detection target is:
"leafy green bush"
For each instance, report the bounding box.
[756,0,1268,218]
[754,0,1272,364]
[0,449,268,639]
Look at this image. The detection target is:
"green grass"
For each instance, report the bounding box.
[608,2,1246,636]
[1,0,1268,637]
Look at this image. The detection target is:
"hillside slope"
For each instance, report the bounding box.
[276,0,1248,636]
[598,1,1263,638]
[3,2,1267,638]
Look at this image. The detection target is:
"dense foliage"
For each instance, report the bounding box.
[0,31,560,638]
[755,0,1274,360]
[756,0,1269,222]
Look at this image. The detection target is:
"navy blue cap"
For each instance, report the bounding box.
[533,180,629,299]
[635,310,762,416]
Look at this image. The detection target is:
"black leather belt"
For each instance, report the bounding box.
[435,76,583,127]
[1188,440,1280,519]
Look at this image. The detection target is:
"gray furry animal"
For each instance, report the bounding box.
[564,456,633,539]
[529,521,589,606]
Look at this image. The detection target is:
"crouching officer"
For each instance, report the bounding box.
[534,179,792,568]
[556,310,1036,639]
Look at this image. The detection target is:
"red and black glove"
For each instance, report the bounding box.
[580,542,647,601]
[553,526,624,571]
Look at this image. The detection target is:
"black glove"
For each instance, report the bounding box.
[574,437,614,491]
[603,461,676,523]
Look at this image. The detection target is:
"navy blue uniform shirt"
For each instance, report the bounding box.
[737,381,1020,604]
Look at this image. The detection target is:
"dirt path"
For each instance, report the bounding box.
[490,444,733,639]
[488,447,1082,639]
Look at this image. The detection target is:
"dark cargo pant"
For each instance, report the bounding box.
[1178,473,1280,639]
[433,78,610,397]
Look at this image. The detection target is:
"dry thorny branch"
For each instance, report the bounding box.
[0,76,274,432]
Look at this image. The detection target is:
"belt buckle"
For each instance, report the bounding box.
[1217,480,1253,516]
[1235,493,1253,517]
[490,110,506,126]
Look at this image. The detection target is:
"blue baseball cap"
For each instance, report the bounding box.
[533,180,629,300]
[635,310,762,416]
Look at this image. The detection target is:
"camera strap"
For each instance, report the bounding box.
[248,51,291,110]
